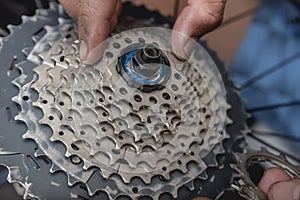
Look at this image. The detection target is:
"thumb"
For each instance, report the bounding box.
[172,0,226,59]
[268,179,300,200]
[78,0,119,65]
[258,168,292,194]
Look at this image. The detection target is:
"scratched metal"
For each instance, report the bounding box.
[0,2,257,200]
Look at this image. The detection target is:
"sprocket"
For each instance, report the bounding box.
[0,2,266,200]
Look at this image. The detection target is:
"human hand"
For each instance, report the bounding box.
[172,0,226,59]
[193,168,300,200]
[258,168,300,200]
[60,0,226,64]
[58,0,122,65]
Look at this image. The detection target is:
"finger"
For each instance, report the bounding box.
[109,15,118,32]
[78,0,119,65]
[268,179,300,200]
[110,0,122,32]
[193,197,212,200]
[114,0,123,20]
[172,0,226,59]
[258,168,292,195]
[58,0,80,18]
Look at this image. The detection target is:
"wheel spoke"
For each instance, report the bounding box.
[249,133,300,162]
[240,51,300,90]
[252,130,300,142]
[247,101,300,113]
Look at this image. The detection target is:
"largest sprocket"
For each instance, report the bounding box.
[0,2,248,200]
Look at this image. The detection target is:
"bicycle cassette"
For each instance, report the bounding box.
[1,2,298,200]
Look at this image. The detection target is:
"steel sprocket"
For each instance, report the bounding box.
[0,2,253,200]
[23,25,227,200]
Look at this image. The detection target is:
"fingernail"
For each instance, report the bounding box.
[183,38,196,59]
[80,40,88,61]
[82,41,106,65]
[171,31,189,60]
[269,180,300,200]
[258,167,292,195]
[172,33,196,60]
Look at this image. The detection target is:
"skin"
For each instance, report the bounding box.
[58,0,226,64]
[172,0,226,59]
[59,0,122,64]
[194,168,300,200]
[58,1,300,199]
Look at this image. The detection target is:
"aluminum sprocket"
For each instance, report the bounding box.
[0,2,256,200]
[20,23,228,200]
[0,2,106,199]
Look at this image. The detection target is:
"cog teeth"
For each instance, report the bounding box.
[230,164,243,178]
[32,35,41,43]
[14,114,23,121]
[38,51,48,60]
[49,163,60,173]
[32,101,39,107]
[161,173,170,180]
[22,47,34,56]
[48,1,58,12]
[229,164,239,171]
[136,148,142,155]
[2,2,125,199]
[8,22,237,199]
[180,165,188,174]
[34,148,44,157]
[50,134,59,142]
[40,117,48,125]
[186,181,194,190]
[57,17,70,25]
[57,3,66,16]
[83,161,93,170]
[170,190,178,199]
[7,24,17,33]
[44,25,54,32]
[120,174,131,183]
[197,171,208,180]
[67,174,80,186]
[226,116,233,125]
[193,137,203,144]
[100,168,111,179]
[35,9,47,17]
[64,151,72,158]
[22,131,35,140]
[89,148,97,155]
[153,134,160,142]
[141,174,152,184]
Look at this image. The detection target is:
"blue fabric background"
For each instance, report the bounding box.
[231,0,300,137]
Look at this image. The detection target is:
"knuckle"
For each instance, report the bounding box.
[79,0,98,13]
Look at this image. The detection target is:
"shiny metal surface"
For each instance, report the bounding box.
[2,2,296,200]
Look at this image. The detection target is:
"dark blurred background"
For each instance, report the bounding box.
[0,0,50,37]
